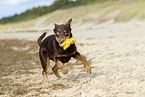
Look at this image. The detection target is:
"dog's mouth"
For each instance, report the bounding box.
[55,37,65,47]
[59,43,62,47]
[58,41,65,47]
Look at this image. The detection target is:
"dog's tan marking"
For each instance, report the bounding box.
[46,58,50,72]
[74,54,91,74]
[56,36,60,43]
[57,51,76,57]
[57,32,59,35]
[43,71,48,81]
[43,58,50,81]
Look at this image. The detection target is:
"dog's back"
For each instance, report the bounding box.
[38,33,56,59]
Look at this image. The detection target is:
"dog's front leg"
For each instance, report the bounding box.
[73,52,91,74]
[52,64,62,79]
[57,60,68,74]
[52,58,68,79]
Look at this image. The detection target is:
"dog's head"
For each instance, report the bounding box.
[53,18,72,45]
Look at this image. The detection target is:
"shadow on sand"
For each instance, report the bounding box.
[65,72,103,82]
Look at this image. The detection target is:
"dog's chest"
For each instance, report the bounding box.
[57,51,76,57]
[56,44,76,57]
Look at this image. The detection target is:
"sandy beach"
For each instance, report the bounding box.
[0,20,145,97]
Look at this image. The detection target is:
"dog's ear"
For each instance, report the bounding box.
[66,18,72,27]
[54,23,58,32]
[54,23,58,28]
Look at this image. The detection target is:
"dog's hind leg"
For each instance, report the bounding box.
[39,49,49,81]
[73,52,91,74]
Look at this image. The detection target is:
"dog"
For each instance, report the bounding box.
[37,18,91,80]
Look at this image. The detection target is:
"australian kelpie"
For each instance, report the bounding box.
[37,18,91,80]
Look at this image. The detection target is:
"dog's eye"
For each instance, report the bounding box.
[64,33,68,36]
[55,32,59,37]
[57,32,59,35]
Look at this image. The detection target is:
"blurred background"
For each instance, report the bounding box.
[0,0,145,32]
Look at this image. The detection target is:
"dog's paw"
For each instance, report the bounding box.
[86,66,91,74]
[61,66,68,74]
[57,63,68,74]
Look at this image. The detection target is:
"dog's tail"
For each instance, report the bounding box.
[37,32,47,46]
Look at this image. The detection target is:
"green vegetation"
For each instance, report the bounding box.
[0,0,145,31]
[0,0,109,24]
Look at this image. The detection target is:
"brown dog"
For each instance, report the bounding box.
[37,18,91,80]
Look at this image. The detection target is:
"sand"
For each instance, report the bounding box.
[0,20,145,97]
